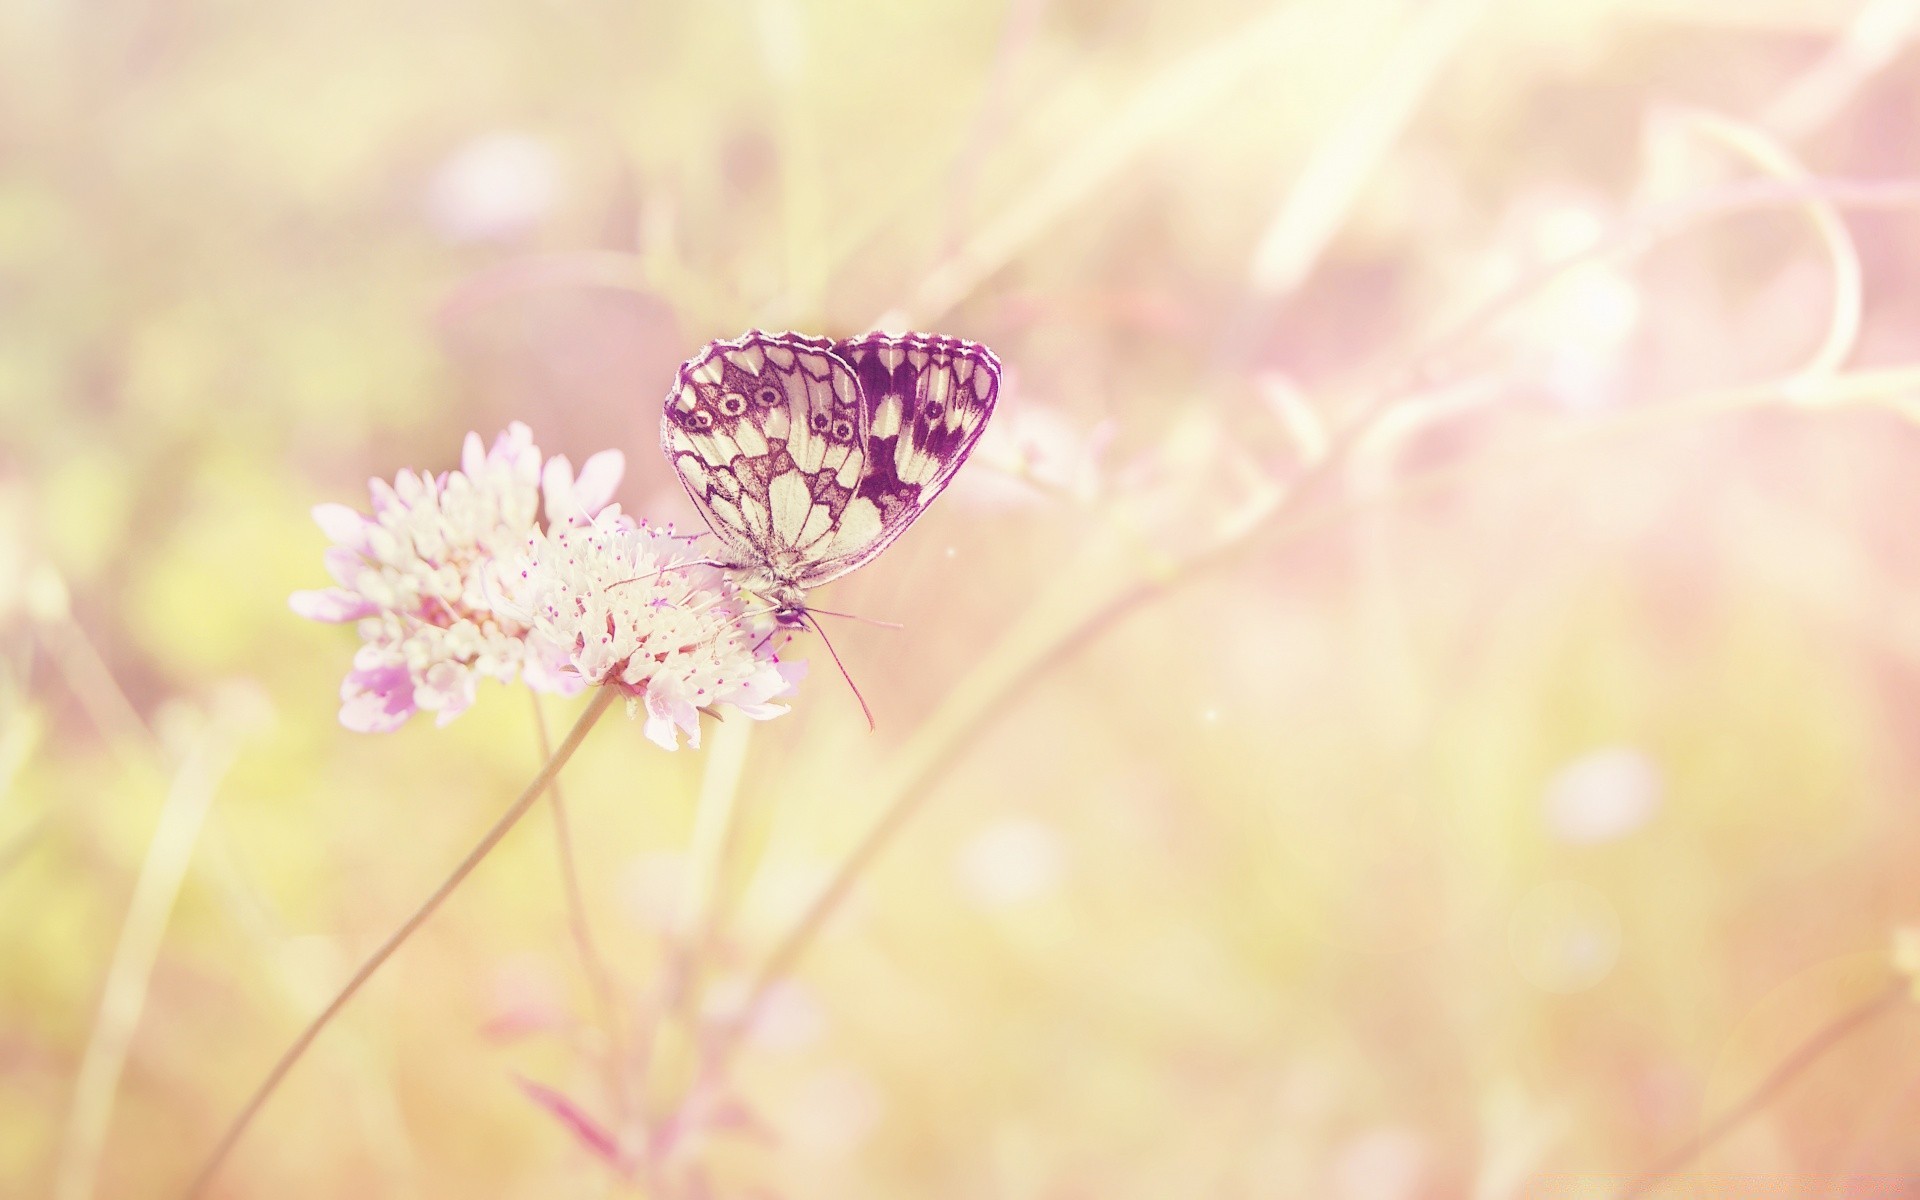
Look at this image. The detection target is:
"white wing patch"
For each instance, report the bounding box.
[769,470,811,543]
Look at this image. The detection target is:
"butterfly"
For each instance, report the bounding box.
[661,329,1000,633]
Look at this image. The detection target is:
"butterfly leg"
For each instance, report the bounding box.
[605,560,731,592]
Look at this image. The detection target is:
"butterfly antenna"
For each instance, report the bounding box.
[805,605,904,631]
[801,611,875,731]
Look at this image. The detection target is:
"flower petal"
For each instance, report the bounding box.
[516,1076,625,1168]
[312,503,370,548]
[338,683,414,733]
[568,449,624,517]
[491,422,540,474]
[642,681,689,750]
[290,588,377,623]
[540,454,576,524]
[323,546,363,587]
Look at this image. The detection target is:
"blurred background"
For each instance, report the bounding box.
[8,0,1920,1195]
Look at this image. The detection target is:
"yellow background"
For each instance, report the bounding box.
[5,0,1920,1196]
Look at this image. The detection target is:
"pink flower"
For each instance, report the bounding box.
[489,521,802,751]
[291,423,625,732]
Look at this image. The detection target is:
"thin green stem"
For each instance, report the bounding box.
[531,693,631,1124]
[182,686,618,1199]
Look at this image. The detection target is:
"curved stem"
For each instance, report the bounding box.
[1614,979,1907,1200]
[182,687,618,1199]
[532,693,631,1123]
[711,376,1382,1061]
[714,360,1920,1063]
[712,178,1920,1073]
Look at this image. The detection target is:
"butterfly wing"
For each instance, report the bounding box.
[661,330,871,573]
[791,331,1000,587]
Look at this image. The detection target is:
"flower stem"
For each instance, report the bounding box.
[182,686,618,1199]
[531,693,631,1124]
[1613,979,1906,1200]
[644,717,752,1112]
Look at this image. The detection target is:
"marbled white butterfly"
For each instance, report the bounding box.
[661,329,999,633]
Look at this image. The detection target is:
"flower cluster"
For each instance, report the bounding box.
[490,521,801,750]
[292,423,798,744]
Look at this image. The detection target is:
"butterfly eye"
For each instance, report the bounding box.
[754,385,782,406]
[690,409,715,430]
[717,392,748,417]
[831,419,855,443]
[809,411,831,434]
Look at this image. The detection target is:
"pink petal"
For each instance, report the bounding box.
[416,661,478,725]
[323,546,362,587]
[367,477,401,515]
[642,680,698,751]
[338,691,413,733]
[289,588,376,622]
[570,449,624,515]
[491,422,540,474]
[516,1077,625,1168]
[540,454,576,522]
[338,661,416,733]
[641,710,680,752]
[312,503,369,547]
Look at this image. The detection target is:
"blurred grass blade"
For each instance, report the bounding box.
[1655,105,1863,384]
[908,2,1315,323]
[54,731,237,1200]
[1249,0,1494,296]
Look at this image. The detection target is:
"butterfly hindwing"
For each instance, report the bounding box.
[661,331,870,573]
[797,332,1000,585]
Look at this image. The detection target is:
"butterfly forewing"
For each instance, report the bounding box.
[661,331,870,575]
[661,328,998,598]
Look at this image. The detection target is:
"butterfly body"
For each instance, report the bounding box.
[662,329,999,626]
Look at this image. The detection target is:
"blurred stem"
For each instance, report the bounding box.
[55,729,237,1200]
[907,0,1312,322]
[37,614,157,773]
[711,171,1920,1086]
[531,693,631,1124]
[712,359,1920,1066]
[0,818,44,885]
[1249,0,1492,295]
[709,372,1381,1063]
[183,686,618,1200]
[1614,979,1907,1200]
[644,717,752,1113]
[1387,176,1920,397]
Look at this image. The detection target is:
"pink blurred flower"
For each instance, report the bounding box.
[1543,747,1663,844]
[489,521,803,751]
[290,422,624,732]
[956,388,1110,509]
[425,131,562,243]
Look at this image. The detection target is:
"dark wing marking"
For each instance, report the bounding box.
[791,331,999,587]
